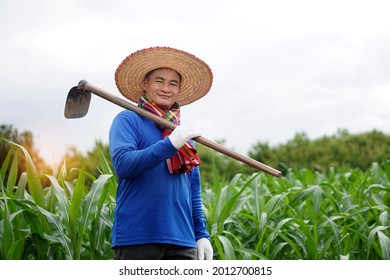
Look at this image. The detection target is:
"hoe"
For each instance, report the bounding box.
[64,80,282,177]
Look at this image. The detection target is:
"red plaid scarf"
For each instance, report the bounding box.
[138,94,201,174]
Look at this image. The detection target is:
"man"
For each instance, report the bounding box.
[109,47,213,260]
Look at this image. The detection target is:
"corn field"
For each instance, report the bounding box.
[1,141,389,260]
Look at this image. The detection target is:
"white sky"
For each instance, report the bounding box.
[1,0,390,164]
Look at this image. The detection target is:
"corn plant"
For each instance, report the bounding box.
[203,163,390,260]
[0,140,116,259]
[1,139,389,260]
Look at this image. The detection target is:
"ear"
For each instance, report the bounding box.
[141,78,147,90]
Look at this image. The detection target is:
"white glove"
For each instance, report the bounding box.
[196,238,213,260]
[168,124,201,149]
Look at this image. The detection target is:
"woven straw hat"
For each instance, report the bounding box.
[115,46,213,106]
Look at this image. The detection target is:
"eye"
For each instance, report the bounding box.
[154,77,164,83]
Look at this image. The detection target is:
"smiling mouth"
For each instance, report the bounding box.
[158,94,171,99]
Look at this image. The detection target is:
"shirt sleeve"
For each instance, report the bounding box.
[109,111,178,179]
[190,165,211,241]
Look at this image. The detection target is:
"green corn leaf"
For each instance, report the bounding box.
[312,185,323,213]
[377,230,390,260]
[64,181,75,197]
[1,177,13,259]
[217,235,236,260]
[97,149,117,207]
[4,140,46,209]
[213,235,225,260]
[379,211,388,227]
[265,193,288,216]
[6,237,26,260]
[259,211,268,233]
[319,235,336,259]
[1,205,14,259]
[68,164,85,259]
[289,185,322,209]
[217,174,259,232]
[216,186,237,230]
[0,144,14,180]
[367,226,389,259]
[269,217,293,242]
[6,148,19,192]
[269,241,288,259]
[325,216,343,255]
[274,231,304,259]
[15,173,27,200]
[36,205,73,259]
[80,174,112,237]
[89,218,106,259]
[293,219,318,259]
[236,248,267,260]
[46,175,70,226]
[57,158,68,187]
[23,208,45,238]
[95,150,116,213]
[382,158,390,183]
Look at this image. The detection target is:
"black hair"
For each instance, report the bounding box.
[144,67,182,82]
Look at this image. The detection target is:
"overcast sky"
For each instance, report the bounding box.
[1,0,389,165]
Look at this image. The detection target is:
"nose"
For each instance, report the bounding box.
[161,82,170,92]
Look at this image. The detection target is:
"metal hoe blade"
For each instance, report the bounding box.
[64,86,92,119]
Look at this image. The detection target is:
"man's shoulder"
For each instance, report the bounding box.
[117,109,139,117]
[115,109,143,121]
[115,110,155,128]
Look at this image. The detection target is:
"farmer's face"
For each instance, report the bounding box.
[142,68,181,111]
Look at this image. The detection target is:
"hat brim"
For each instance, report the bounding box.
[115,47,213,106]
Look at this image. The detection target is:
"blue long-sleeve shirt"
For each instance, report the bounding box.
[109,109,210,248]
